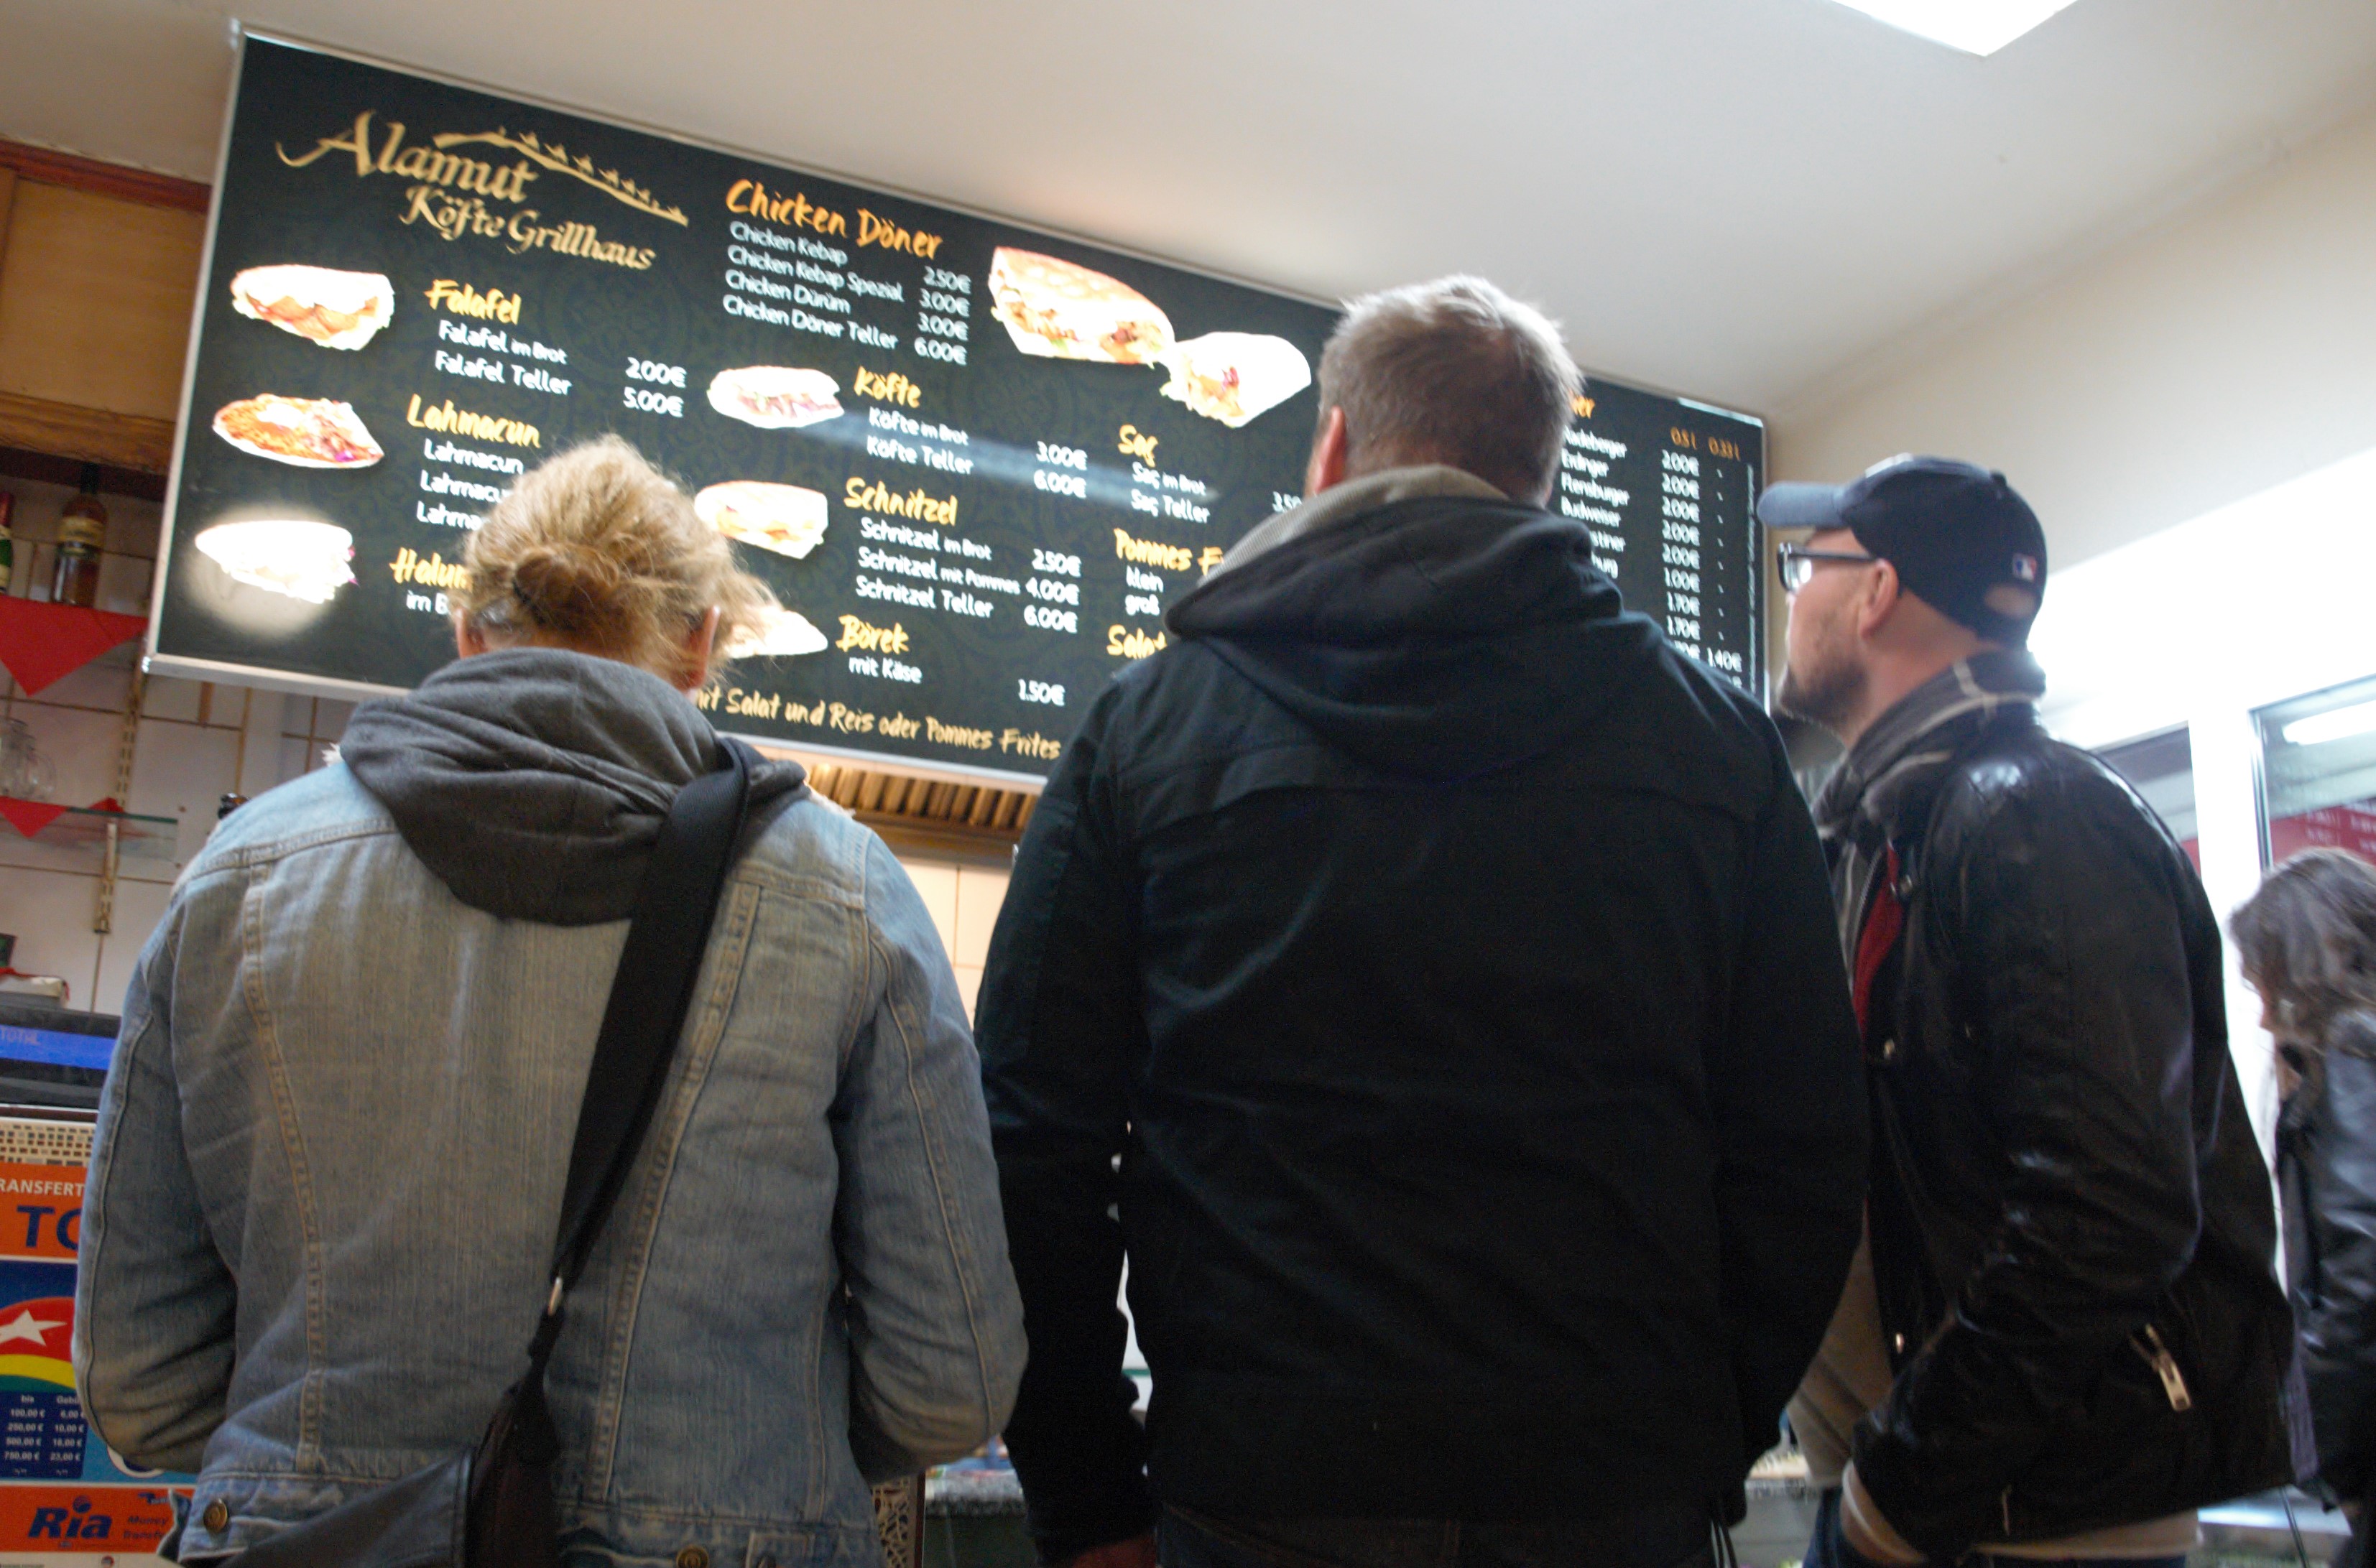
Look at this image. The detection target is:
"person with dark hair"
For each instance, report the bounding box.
[74,438,1023,1563]
[1765,457,2297,1568]
[2236,848,2376,1559]
[975,277,1868,1568]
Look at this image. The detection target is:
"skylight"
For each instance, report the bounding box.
[1822,0,2084,55]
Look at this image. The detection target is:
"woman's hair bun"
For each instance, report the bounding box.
[509,544,629,642]
[453,435,772,687]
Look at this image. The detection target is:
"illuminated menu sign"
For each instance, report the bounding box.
[1558,379,1765,689]
[153,36,1762,780]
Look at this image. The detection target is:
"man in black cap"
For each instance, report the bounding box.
[1763,456,2298,1568]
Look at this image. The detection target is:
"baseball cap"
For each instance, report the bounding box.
[1758,455,2048,646]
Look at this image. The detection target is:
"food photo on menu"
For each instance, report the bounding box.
[211,394,385,468]
[695,481,831,560]
[986,246,1311,428]
[1158,332,1313,428]
[723,603,831,659]
[228,264,397,350]
[990,247,1175,365]
[708,366,844,429]
[193,518,359,605]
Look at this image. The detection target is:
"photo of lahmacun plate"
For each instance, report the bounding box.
[694,481,830,560]
[193,519,357,604]
[211,395,384,469]
[1158,333,1313,428]
[228,264,396,351]
[708,366,843,430]
[989,248,1174,365]
[723,604,831,659]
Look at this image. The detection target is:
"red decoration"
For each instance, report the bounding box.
[0,797,67,839]
[0,598,147,696]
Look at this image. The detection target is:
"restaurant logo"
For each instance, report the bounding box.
[277,111,680,270]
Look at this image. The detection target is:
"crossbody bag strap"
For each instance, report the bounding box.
[522,738,753,1366]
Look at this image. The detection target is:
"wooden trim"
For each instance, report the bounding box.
[0,391,177,474]
[860,815,1018,867]
[0,139,209,213]
[0,168,16,274]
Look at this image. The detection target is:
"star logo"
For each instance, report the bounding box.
[0,1307,63,1347]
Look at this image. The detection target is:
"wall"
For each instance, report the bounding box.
[1771,99,2376,574]
[0,468,1011,1020]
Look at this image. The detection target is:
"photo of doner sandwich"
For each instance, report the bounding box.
[193,519,356,604]
[1158,333,1313,428]
[228,265,395,351]
[707,366,843,430]
[989,248,1174,365]
[695,481,830,560]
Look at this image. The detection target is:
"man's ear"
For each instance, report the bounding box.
[1852,558,1903,643]
[1305,406,1349,498]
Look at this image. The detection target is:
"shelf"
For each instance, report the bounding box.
[0,799,176,866]
[0,595,147,696]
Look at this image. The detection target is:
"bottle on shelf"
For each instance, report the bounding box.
[0,488,14,595]
[50,464,106,608]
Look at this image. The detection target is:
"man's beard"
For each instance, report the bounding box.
[1777,625,1864,736]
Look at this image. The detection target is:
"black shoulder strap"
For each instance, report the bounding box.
[528,740,752,1357]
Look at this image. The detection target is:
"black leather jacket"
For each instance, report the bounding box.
[1850,709,2298,1556]
[2279,1011,2376,1504]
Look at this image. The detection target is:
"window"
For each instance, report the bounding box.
[2254,672,2376,868]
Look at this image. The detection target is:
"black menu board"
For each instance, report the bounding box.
[1558,381,1765,691]
[152,34,1762,781]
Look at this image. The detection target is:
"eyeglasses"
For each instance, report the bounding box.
[1776,542,1880,595]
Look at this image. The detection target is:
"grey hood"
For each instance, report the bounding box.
[341,647,807,924]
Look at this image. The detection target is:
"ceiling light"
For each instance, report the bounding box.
[1822,0,2084,55]
[2283,701,2376,748]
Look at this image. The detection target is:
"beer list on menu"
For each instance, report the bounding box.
[153,35,1764,779]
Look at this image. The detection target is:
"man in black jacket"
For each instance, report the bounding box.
[976,276,1868,1568]
[1765,458,2298,1568]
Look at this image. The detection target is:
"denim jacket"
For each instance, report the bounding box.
[75,759,1024,1566]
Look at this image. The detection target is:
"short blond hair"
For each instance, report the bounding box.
[453,437,772,689]
[1318,276,1579,504]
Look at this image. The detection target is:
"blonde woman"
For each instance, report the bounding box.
[75,437,1022,1564]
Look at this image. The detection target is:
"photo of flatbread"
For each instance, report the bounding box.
[211,396,384,469]
[989,248,1174,365]
[723,605,831,659]
[708,366,843,430]
[1158,333,1314,428]
[229,265,394,351]
[695,481,830,560]
[193,519,356,604]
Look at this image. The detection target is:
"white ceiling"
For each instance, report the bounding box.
[4,0,2375,417]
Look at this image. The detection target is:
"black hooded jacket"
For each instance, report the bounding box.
[975,477,1867,1560]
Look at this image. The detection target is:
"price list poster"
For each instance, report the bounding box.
[0,1148,186,1560]
[155,36,1765,782]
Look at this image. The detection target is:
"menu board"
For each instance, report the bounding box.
[1559,380,1765,690]
[152,35,1763,781]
